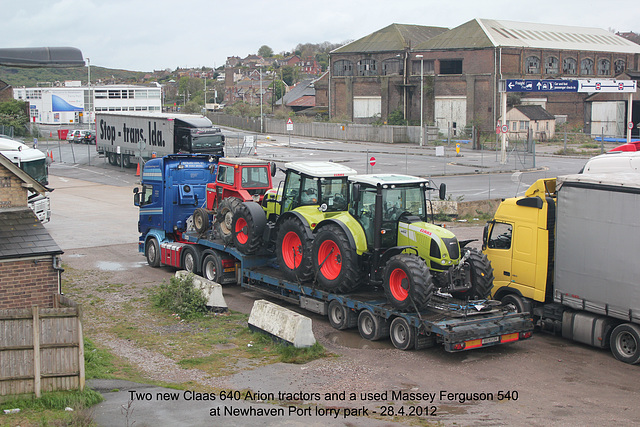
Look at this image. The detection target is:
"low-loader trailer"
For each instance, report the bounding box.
[484,173,640,364]
[135,155,533,353]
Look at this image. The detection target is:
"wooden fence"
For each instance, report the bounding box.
[0,295,84,398]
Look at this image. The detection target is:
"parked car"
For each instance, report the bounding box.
[66,129,82,142]
[79,130,96,144]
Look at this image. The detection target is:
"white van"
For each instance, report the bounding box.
[580,151,640,174]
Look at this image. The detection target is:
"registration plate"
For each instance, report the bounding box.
[482,336,500,344]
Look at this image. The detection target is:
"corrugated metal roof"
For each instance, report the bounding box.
[417,19,640,53]
[333,23,448,53]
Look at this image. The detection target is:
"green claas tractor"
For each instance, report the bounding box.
[232,167,493,311]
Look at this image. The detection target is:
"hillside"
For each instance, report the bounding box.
[0,65,147,87]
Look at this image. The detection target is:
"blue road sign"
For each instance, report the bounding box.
[504,79,579,92]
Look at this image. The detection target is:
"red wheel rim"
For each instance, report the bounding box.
[389,268,409,301]
[282,231,302,269]
[235,217,248,244]
[318,240,341,280]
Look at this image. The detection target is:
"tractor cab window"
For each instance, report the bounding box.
[299,176,318,206]
[241,166,269,188]
[283,170,302,212]
[383,186,426,222]
[487,222,512,249]
[217,165,234,185]
[319,177,349,211]
[352,187,377,247]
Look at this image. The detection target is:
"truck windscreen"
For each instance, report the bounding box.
[191,134,224,152]
[20,158,48,185]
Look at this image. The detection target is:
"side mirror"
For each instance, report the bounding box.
[482,221,493,251]
[352,183,361,203]
[270,162,276,177]
[439,183,446,200]
[133,192,141,207]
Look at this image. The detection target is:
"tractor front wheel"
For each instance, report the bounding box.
[276,216,313,282]
[312,225,360,293]
[383,254,433,312]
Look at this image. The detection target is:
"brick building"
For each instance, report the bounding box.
[0,153,63,310]
[323,19,640,135]
[0,79,12,102]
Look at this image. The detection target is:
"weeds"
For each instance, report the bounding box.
[150,274,207,320]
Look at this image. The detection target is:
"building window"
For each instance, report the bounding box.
[563,57,577,74]
[545,56,559,74]
[439,59,462,74]
[520,121,529,131]
[381,58,403,76]
[580,58,594,75]
[597,59,610,76]
[411,60,434,75]
[333,60,353,77]
[357,59,378,76]
[615,59,626,74]
[525,56,540,74]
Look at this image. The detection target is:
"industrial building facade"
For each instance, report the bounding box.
[324,19,640,137]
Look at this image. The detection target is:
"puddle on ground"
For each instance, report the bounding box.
[325,330,392,350]
[95,261,125,271]
[66,254,86,258]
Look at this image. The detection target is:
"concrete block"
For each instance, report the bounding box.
[175,271,227,312]
[248,299,316,348]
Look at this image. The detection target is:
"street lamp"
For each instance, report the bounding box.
[86,57,91,125]
[416,54,424,147]
[259,65,263,134]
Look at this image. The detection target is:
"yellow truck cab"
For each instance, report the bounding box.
[482,178,556,312]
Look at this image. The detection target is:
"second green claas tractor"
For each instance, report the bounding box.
[232,168,493,311]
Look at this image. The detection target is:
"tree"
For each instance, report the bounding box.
[0,100,29,136]
[258,45,273,58]
[281,65,298,86]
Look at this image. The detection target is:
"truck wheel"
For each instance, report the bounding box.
[214,197,242,244]
[327,300,357,330]
[122,155,132,168]
[181,246,200,275]
[390,317,416,351]
[193,208,211,233]
[202,251,223,283]
[501,294,526,313]
[610,323,640,364]
[276,216,313,282]
[451,248,494,300]
[108,152,117,166]
[383,254,433,312]
[145,238,161,268]
[357,309,390,341]
[232,202,265,255]
[312,225,360,293]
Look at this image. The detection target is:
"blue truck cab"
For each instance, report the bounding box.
[134,154,218,272]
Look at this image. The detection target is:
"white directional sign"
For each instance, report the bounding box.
[578,79,637,93]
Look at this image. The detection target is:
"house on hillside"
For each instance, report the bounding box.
[0,153,63,310]
[502,105,556,141]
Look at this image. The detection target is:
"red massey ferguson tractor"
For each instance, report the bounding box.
[192,157,276,242]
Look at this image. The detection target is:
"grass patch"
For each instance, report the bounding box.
[252,333,328,364]
[84,338,116,380]
[150,274,208,320]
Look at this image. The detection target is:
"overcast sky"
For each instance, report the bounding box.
[3,0,638,72]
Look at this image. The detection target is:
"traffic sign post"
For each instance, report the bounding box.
[287,118,293,147]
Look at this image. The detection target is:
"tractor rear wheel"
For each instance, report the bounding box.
[214,197,242,244]
[312,225,360,293]
[451,248,494,300]
[232,202,266,255]
[383,254,433,312]
[276,216,313,282]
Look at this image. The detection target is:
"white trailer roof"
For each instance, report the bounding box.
[559,172,640,190]
[0,136,46,162]
[349,174,427,187]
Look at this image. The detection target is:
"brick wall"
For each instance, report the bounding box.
[0,165,28,209]
[0,257,59,309]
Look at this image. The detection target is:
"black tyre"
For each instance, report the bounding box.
[181,245,200,274]
[145,238,161,268]
[327,300,357,330]
[193,208,211,233]
[501,293,526,313]
[276,216,313,282]
[201,251,223,283]
[214,197,242,244]
[390,317,416,351]
[357,309,390,341]
[232,202,266,255]
[122,155,132,168]
[108,152,117,166]
[451,248,494,300]
[610,323,640,364]
[383,254,433,312]
[312,225,360,293]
